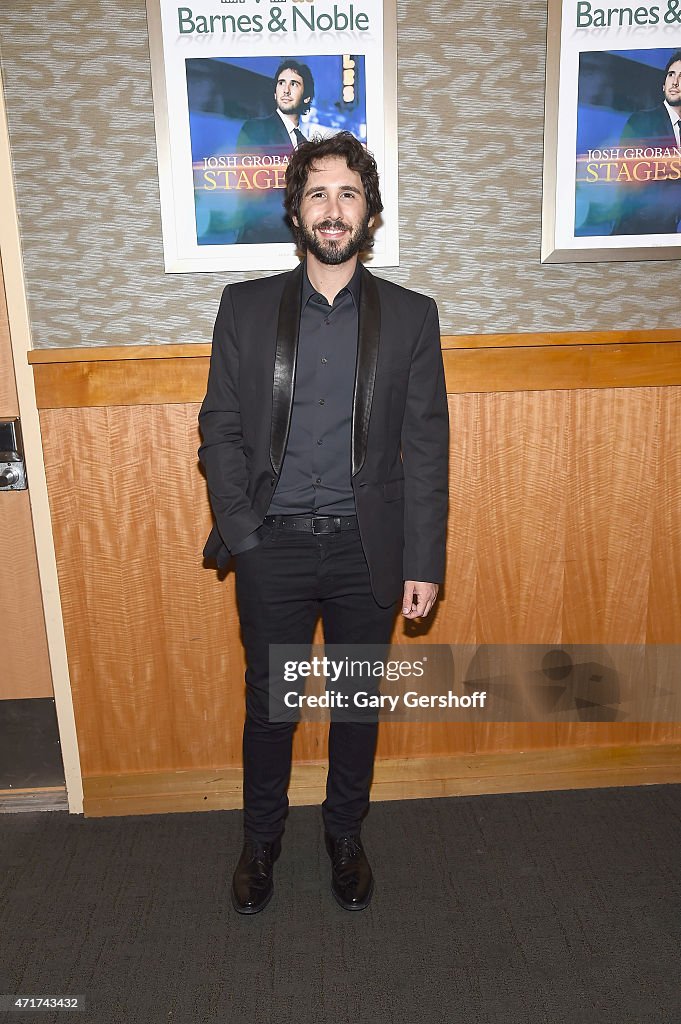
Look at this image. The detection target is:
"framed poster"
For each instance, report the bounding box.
[542,0,681,262]
[145,0,398,272]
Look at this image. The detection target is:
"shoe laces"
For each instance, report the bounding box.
[334,835,362,861]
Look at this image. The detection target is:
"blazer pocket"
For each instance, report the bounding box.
[382,360,412,379]
[382,479,404,502]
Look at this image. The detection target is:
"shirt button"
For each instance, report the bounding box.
[318,398,325,405]
[317,439,323,445]
[321,357,328,364]
[315,477,322,484]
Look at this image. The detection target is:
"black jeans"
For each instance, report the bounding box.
[234,523,397,841]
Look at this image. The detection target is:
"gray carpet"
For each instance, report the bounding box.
[2,785,681,1023]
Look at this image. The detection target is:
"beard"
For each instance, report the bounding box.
[277,99,305,116]
[298,214,372,265]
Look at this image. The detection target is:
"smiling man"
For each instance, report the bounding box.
[199,133,449,915]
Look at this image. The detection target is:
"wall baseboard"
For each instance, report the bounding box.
[0,787,68,813]
[82,743,681,817]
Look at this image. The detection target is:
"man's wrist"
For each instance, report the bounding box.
[230,527,263,556]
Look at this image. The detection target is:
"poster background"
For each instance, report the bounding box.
[575,48,681,238]
[188,55,367,247]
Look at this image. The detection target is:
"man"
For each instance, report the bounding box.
[199,132,448,914]
[237,59,315,153]
[235,59,315,243]
[612,51,681,235]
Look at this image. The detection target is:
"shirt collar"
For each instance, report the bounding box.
[302,260,363,308]
[663,101,681,132]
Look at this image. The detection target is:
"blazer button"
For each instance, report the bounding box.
[270,478,276,486]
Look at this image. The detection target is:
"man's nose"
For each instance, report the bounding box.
[324,194,342,219]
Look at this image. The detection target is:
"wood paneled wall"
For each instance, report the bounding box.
[36,380,681,783]
[0,255,53,700]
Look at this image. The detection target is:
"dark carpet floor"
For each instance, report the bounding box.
[2,785,681,1023]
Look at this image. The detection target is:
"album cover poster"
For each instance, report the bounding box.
[146,0,398,272]
[542,0,680,262]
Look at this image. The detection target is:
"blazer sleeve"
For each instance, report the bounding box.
[198,286,262,553]
[400,298,449,584]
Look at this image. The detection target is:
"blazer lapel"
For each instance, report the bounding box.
[270,264,303,475]
[352,266,381,477]
[272,113,295,150]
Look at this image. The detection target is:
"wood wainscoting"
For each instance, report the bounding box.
[29,330,681,815]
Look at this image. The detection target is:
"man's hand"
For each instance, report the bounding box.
[402,581,439,619]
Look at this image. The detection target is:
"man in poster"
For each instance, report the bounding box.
[199,133,449,914]
[612,50,681,235]
[235,59,315,243]
[237,59,315,153]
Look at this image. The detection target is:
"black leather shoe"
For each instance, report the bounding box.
[325,833,374,911]
[231,836,281,915]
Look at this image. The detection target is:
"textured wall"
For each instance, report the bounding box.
[1,0,680,347]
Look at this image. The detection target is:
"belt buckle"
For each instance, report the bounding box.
[312,516,341,534]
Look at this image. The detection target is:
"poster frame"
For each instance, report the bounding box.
[145,0,399,273]
[541,0,681,264]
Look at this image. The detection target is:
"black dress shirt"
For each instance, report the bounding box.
[268,261,361,517]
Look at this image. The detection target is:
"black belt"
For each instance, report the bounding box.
[263,514,359,534]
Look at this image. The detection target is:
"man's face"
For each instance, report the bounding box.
[274,69,309,116]
[663,60,681,106]
[294,156,374,266]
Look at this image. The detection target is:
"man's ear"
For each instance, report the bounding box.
[368,216,375,229]
[304,96,311,108]
[292,214,299,227]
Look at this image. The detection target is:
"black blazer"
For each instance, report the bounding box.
[621,104,678,149]
[612,104,681,235]
[234,115,294,243]
[236,113,293,152]
[198,263,449,607]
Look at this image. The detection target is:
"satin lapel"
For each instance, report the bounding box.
[270,265,303,475]
[352,267,381,477]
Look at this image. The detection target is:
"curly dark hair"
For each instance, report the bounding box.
[273,59,315,116]
[664,51,681,76]
[284,132,383,245]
